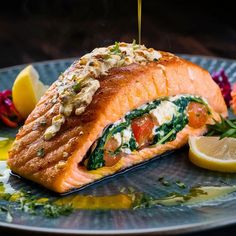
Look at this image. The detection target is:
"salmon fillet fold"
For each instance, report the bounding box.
[8,52,227,193]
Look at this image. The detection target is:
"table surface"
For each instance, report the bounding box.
[1,0,236,235]
[0,0,235,69]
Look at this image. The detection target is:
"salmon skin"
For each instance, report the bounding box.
[8,45,227,193]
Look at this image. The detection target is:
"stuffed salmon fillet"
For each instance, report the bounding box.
[8,43,227,193]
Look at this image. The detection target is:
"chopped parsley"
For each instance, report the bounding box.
[0,188,74,220]
[72,82,82,93]
[110,42,121,54]
[175,180,186,189]
[158,177,171,187]
[43,203,73,218]
[37,148,45,157]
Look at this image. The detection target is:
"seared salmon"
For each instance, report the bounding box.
[8,43,227,193]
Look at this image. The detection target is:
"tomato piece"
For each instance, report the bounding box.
[103,137,122,167]
[131,114,154,147]
[187,102,208,128]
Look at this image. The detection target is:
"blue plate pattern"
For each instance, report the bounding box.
[1,55,236,235]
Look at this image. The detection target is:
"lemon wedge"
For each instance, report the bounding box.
[189,136,236,173]
[12,65,48,119]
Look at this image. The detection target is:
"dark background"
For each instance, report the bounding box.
[0,0,236,68]
[1,0,236,235]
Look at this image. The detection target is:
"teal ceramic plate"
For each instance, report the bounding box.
[1,55,236,235]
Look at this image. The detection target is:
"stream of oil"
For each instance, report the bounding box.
[137,0,142,44]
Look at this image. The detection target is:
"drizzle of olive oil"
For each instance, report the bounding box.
[0,137,14,160]
[154,186,236,206]
[137,0,142,45]
[55,194,132,210]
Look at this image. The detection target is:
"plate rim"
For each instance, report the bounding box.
[1,214,236,235]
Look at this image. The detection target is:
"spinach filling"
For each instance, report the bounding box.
[87,96,208,170]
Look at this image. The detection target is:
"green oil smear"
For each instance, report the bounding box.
[132,185,236,209]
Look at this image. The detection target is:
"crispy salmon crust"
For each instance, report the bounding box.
[8,52,227,193]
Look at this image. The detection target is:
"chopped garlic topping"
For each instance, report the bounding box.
[44,114,65,140]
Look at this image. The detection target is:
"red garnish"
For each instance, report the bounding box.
[212,69,232,107]
[230,83,236,115]
[0,90,22,128]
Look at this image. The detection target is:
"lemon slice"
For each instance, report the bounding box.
[12,65,48,119]
[189,136,236,173]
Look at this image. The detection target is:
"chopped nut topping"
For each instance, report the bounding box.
[45,42,162,140]
[62,152,69,158]
[55,160,66,169]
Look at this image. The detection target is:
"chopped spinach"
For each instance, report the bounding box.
[87,122,129,170]
[152,97,191,145]
[87,96,208,170]
[125,100,161,121]
[129,135,137,151]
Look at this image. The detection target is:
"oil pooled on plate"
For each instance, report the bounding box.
[0,137,14,160]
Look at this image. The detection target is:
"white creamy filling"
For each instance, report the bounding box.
[109,95,193,155]
[149,101,178,126]
[113,126,134,154]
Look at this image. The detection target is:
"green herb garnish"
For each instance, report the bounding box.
[43,203,73,218]
[110,42,121,54]
[0,188,74,219]
[175,180,186,189]
[37,148,45,157]
[40,119,47,126]
[72,82,82,93]
[158,177,171,187]
[207,117,236,139]
[132,39,139,50]
[132,192,154,209]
